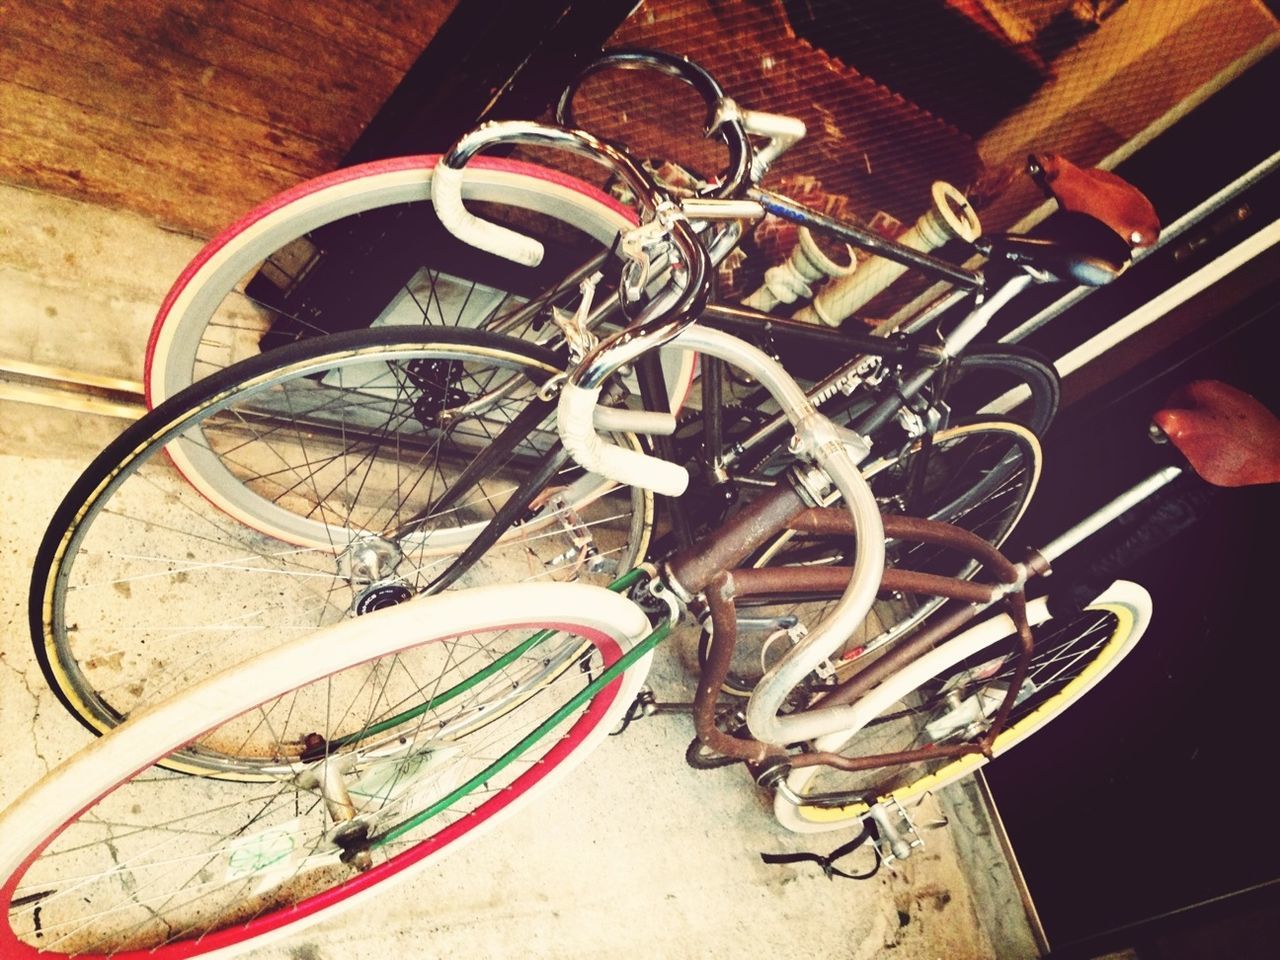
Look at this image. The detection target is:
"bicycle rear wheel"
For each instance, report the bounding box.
[31,328,652,771]
[774,580,1151,833]
[2,583,654,958]
[149,156,626,401]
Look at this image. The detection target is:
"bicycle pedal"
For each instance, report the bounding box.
[868,798,926,865]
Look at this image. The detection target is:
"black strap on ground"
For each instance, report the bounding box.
[609,696,647,736]
[761,822,881,880]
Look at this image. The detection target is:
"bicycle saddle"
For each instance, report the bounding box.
[1154,380,1280,487]
[1029,153,1161,249]
[974,211,1132,286]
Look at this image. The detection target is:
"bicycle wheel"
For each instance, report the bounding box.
[938,345,1059,437]
[703,421,1041,697]
[146,155,697,408]
[774,580,1152,833]
[31,327,653,770]
[2,583,655,957]
[151,157,604,397]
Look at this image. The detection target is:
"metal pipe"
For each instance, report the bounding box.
[795,182,982,326]
[664,483,807,596]
[731,565,1000,606]
[748,187,984,291]
[938,273,1033,358]
[1039,466,1183,563]
[694,573,788,763]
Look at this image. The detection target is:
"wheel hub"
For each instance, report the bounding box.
[405,357,469,426]
[339,535,403,583]
[353,580,415,615]
[339,536,414,615]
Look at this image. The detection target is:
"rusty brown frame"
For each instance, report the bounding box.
[663,481,1050,776]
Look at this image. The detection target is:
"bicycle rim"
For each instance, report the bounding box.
[31,328,652,772]
[777,580,1151,830]
[2,583,654,957]
[147,156,636,404]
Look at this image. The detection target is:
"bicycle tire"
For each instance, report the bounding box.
[149,156,624,398]
[30,327,653,772]
[941,345,1059,437]
[702,420,1042,697]
[2,583,655,957]
[144,155,692,537]
[774,580,1151,832]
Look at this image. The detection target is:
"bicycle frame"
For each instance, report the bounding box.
[421,46,1147,769]
[269,439,1189,850]
[409,217,1040,584]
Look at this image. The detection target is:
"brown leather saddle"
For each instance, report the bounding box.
[1154,380,1280,487]
[1030,153,1161,250]
[974,153,1161,288]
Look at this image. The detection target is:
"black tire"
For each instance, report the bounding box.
[939,344,1059,437]
[30,326,653,773]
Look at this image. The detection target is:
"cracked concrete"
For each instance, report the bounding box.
[0,473,1002,955]
[0,453,105,800]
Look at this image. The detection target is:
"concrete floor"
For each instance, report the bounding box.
[0,181,1035,958]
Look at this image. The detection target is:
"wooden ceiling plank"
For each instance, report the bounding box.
[5,0,402,149]
[230,0,455,69]
[0,79,315,235]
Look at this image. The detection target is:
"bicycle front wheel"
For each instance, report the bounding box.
[31,328,652,770]
[774,580,1152,833]
[2,583,655,958]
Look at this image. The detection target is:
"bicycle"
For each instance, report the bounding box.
[2,112,1232,958]
[137,50,1150,608]
[27,50,1150,756]
[3,327,1270,957]
[138,46,1128,545]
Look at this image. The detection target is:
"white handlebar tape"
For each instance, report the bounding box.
[592,406,678,436]
[431,164,545,267]
[559,384,689,497]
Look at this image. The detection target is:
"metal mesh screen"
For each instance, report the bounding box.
[576,0,1276,237]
